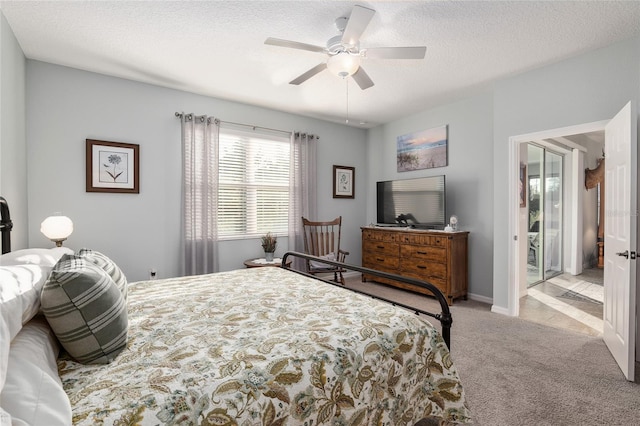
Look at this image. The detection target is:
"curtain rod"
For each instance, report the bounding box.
[174,112,319,140]
[176,112,293,135]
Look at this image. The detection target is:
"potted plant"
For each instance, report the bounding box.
[261,232,277,262]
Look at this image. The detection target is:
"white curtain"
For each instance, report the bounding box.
[181,113,219,276]
[288,132,317,269]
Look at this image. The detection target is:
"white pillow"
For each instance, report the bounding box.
[0,248,72,402]
[0,247,74,326]
[0,247,73,267]
[0,265,50,325]
[1,264,50,395]
[0,407,13,426]
[0,316,72,425]
[309,252,336,269]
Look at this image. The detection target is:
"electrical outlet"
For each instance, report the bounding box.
[149,269,157,280]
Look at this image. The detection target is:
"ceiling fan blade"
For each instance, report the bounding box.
[289,63,327,85]
[265,37,326,54]
[341,5,375,47]
[364,46,427,60]
[352,67,374,90]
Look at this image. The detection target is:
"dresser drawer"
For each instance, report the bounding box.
[363,240,399,257]
[362,229,400,242]
[363,252,400,270]
[400,259,446,280]
[399,265,447,293]
[400,244,446,262]
[398,233,447,247]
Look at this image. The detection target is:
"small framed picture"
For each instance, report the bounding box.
[86,139,139,193]
[333,165,354,199]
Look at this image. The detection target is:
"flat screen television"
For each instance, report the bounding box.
[376,175,446,229]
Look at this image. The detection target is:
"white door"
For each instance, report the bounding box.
[603,101,637,381]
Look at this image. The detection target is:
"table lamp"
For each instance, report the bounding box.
[40,215,73,247]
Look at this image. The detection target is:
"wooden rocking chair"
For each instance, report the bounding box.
[301,216,349,284]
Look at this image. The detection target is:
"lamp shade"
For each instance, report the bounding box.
[327,52,361,78]
[41,215,73,246]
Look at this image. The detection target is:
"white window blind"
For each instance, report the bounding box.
[218,127,290,238]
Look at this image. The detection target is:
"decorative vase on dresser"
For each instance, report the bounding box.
[361,226,469,305]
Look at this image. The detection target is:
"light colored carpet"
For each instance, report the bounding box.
[345,278,640,425]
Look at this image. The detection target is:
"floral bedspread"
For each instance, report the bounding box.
[58,267,471,425]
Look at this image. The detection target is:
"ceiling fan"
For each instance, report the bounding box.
[265,5,427,90]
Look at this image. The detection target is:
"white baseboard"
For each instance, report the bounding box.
[467,292,492,305]
[345,275,495,307]
[490,304,511,316]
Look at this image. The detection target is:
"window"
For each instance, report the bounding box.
[218,127,290,238]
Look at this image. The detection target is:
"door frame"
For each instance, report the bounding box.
[526,144,568,286]
[506,120,609,316]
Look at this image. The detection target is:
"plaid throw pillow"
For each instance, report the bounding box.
[77,248,128,301]
[41,254,128,364]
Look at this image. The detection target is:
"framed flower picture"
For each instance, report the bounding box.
[333,165,354,199]
[86,139,139,193]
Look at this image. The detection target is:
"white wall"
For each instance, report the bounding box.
[365,35,640,306]
[492,35,640,309]
[366,92,495,300]
[26,61,367,281]
[0,11,27,249]
[17,29,640,315]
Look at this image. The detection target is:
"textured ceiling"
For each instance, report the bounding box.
[2,1,640,128]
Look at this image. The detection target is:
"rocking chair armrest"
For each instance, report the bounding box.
[337,249,349,262]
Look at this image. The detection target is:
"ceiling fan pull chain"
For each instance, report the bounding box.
[345,78,349,124]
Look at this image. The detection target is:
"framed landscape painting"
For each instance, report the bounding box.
[397,125,448,172]
[86,139,139,193]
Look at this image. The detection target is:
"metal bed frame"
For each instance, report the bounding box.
[281,251,453,349]
[0,196,12,254]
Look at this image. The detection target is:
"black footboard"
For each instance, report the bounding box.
[281,251,453,350]
[0,196,12,254]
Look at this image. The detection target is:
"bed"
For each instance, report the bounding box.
[0,198,470,425]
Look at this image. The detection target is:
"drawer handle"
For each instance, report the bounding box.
[417,265,427,269]
[416,251,427,255]
[376,245,385,249]
[376,258,385,262]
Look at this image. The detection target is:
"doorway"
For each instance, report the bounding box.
[507,103,637,381]
[506,119,608,319]
[520,132,604,336]
[521,136,604,338]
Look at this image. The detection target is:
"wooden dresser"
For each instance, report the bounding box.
[361,226,469,305]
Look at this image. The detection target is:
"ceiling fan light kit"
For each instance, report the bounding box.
[265,5,426,90]
[327,52,361,77]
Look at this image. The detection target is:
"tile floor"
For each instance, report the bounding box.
[519,268,604,337]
